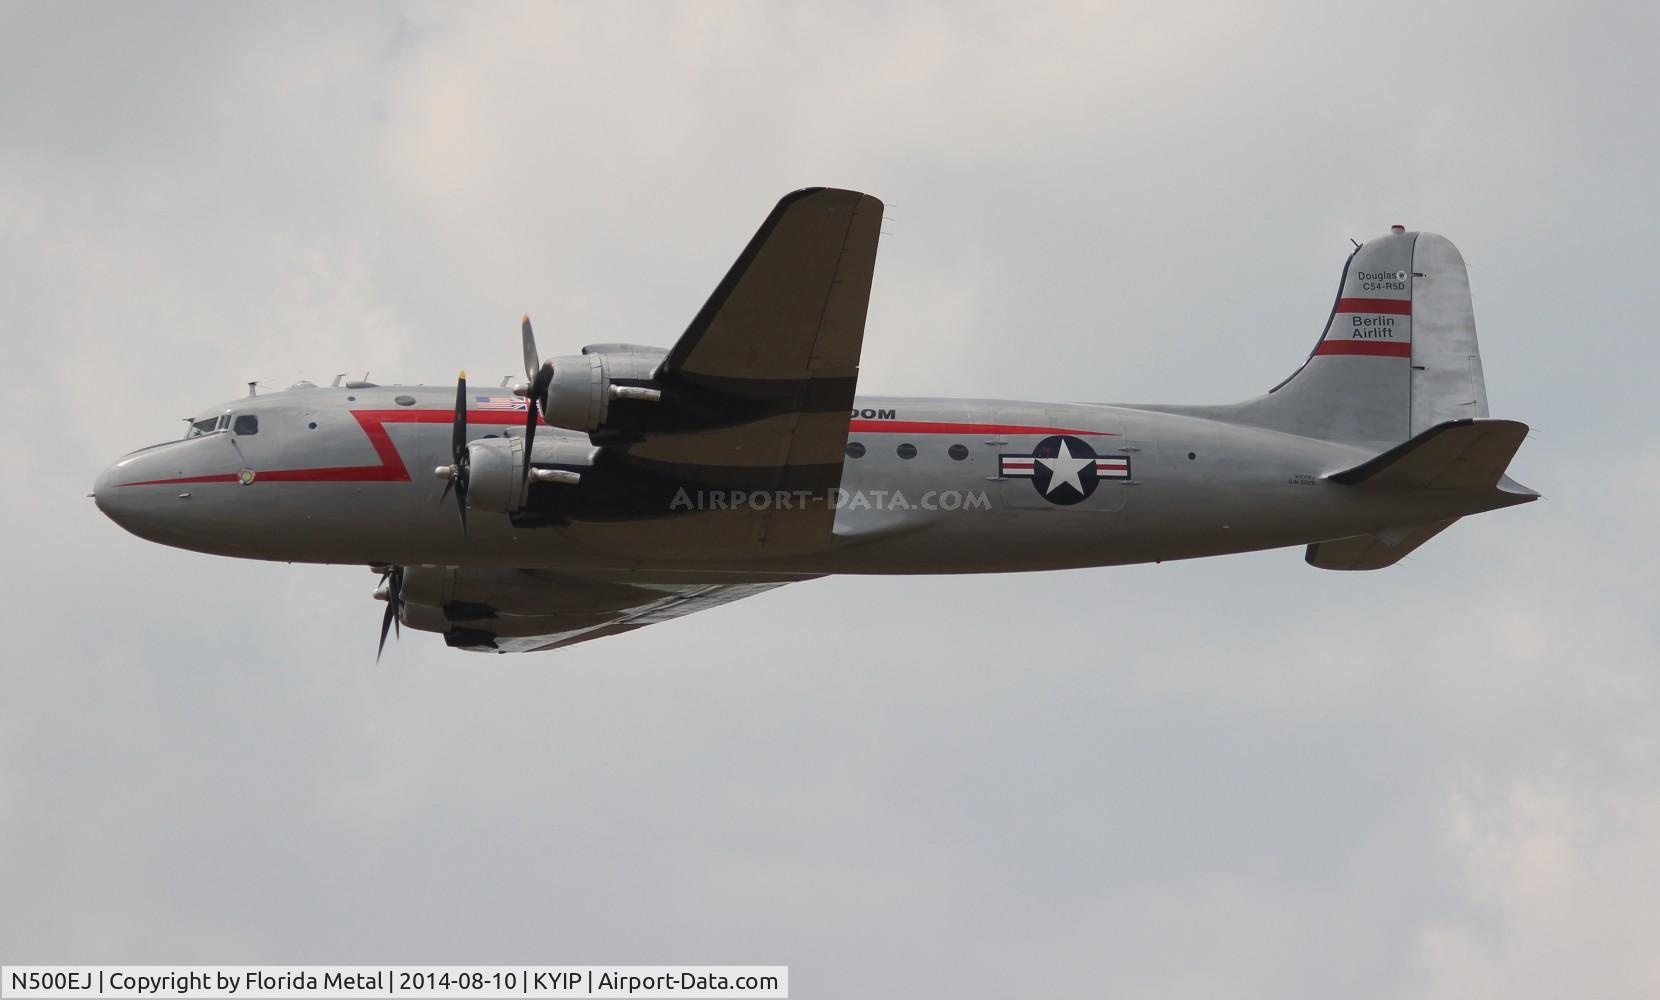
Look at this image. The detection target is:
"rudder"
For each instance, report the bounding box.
[1409,233,1489,436]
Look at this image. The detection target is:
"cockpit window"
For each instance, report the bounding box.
[186,417,219,438]
[233,415,259,436]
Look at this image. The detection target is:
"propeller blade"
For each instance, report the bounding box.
[522,314,539,383]
[448,371,470,534]
[377,600,396,661]
[452,370,468,462]
[522,396,538,489]
[520,361,555,493]
[376,567,402,661]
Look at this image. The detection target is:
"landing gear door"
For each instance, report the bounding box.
[992,406,1127,512]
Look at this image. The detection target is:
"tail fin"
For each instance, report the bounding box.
[1306,417,1538,571]
[1238,229,1489,448]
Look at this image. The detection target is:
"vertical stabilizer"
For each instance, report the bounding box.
[1222,228,1490,449]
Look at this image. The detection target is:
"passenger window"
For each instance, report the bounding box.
[948,444,969,461]
[233,415,259,436]
[897,443,917,460]
[845,442,866,459]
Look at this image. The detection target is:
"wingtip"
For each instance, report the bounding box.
[1495,473,1541,505]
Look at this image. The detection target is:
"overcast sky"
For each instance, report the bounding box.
[3,3,1658,997]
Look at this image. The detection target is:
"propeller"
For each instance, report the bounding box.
[436,370,469,532]
[520,315,555,492]
[375,565,404,661]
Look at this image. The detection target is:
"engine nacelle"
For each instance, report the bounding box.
[541,351,661,432]
[543,354,608,432]
[462,435,599,515]
[462,435,526,514]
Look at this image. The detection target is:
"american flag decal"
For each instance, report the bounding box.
[473,395,528,412]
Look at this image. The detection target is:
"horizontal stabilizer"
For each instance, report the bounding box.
[1327,418,1529,491]
[1306,518,1459,571]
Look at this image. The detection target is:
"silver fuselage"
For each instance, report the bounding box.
[94,385,1507,576]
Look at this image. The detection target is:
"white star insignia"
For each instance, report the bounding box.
[1038,439,1092,496]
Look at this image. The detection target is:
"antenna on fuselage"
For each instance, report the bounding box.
[246,380,268,398]
[332,373,348,387]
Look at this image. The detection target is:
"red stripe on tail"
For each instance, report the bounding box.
[1336,297,1412,315]
[1314,340,1412,358]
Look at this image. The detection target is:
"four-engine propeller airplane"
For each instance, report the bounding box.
[94,188,1537,654]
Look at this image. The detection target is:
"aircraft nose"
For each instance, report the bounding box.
[92,446,200,545]
[93,454,145,532]
[92,438,260,556]
[92,462,115,517]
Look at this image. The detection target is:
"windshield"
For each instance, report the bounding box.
[185,415,226,438]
